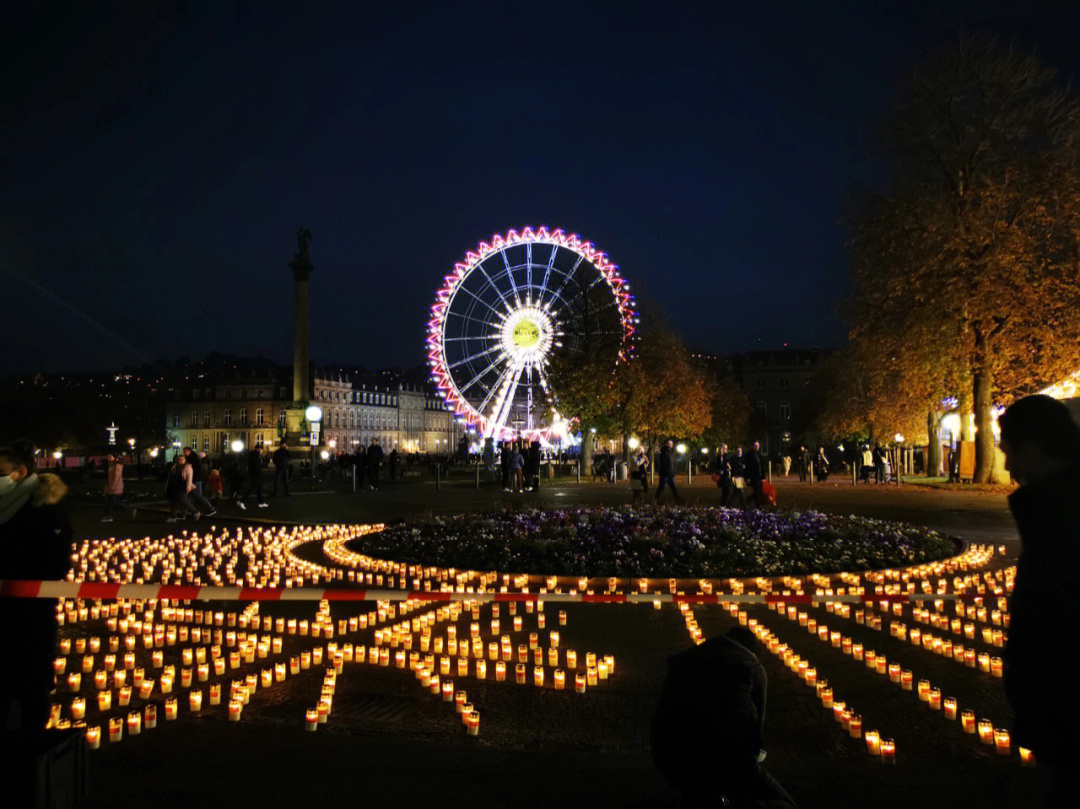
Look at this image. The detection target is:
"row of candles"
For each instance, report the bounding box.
[763,579,1033,766]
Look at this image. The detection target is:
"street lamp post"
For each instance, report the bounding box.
[305,405,322,489]
[676,443,688,485]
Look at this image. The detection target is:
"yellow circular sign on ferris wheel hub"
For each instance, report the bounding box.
[512,319,540,348]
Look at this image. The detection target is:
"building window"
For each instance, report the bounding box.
[779,401,791,421]
[191,411,199,427]
[203,435,210,451]
[257,389,264,399]
[240,408,248,426]
[241,389,247,399]
[255,433,264,449]
[204,410,210,427]
[256,408,264,426]
[223,409,231,427]
[278,410,286,426]
[279,387,286,398]
[173,413,180,428]
[191,434,197,447]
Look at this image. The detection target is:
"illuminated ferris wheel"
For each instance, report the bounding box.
[427,227,636,443]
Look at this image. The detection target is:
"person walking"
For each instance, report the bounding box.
[102,453,136,522]
[183,447,216,516]
[654,439,683,504]
[798,445,811,482]
[500,441,512,492]
[947,442,960,483]
[651,627,797,809]
[366,438,383,490]
[387,448,399,483]
[998,395,1080,803]
[165,454,190,521]
[272,441,291,496]
[353,444,366,490]
[237,446,268,509]
[630,445,651,503]
[815,446,830,481]
[525,440,541,492]
[0,442,73,740]
[712,443,735,506]
[207,468,224,503]
[509,443,525,493]
[781,450,792,477]
[873,443,887,484]
[744,440,768,508]
[483,437,497,483]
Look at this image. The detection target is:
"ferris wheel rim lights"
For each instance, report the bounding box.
[427,227,637,442]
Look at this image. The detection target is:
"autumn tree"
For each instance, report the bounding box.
[700,374,752,449]
[846,32,1080,481]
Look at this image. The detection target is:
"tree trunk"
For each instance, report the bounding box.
[958,391,974,443]
[926,409,942,477]
[971,334,995,484]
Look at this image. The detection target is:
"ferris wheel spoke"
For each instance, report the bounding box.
[444,310,501,334]
[474,262,516,315]
[452,284,505,320]
[526,244,533,302]
[539,245,558,302]
[477,360,519,427]
[458,354,505,398]
[500,248,523,309]
[540,253,585,312]
[447,344,503,371]
[442,335,500,343]
[489,361,525,437]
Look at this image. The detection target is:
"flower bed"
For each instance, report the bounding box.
[345,506,960,578]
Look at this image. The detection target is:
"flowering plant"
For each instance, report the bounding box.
[346,506,959,577]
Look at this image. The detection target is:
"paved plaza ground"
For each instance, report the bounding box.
[61,475,1034,808]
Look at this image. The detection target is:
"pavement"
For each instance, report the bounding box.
[60,475,1035,808]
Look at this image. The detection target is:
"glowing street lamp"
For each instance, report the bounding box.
[230,440,244,454]
[676,443,687,455]
[627,437,640,451]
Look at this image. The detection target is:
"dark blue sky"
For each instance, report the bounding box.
[3,1,1076,374]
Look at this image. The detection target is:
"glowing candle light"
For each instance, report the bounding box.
[228,700,242,721]
[575,673,587,694]
[865,730,881,756]
[534,666,545,687]
[164,698,178,720]
[888,663,901,683]
[515,664,527,685]
[466,710,480,736]
[1020,747,1036,767]
[554,669,566,690]
[880,738,896,764]
[71,697,86,720]
[994,729,1010,755]
[209,684,221,706]
[82,655,94,674]
[848,714,862,739]
[108,717,123,743]
[917,679,930,701]
[476,659,487,679]
[85,725,101,750]
[118,686,132,707]
[990,657,1003,677]
[821,688,834,708]
[495,662,506,682]
[189,690,203,712]
[305,709,318,731]
[978,720,994,745]
[97,691,111,711]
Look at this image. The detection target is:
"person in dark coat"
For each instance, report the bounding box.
[525,440,541,491]
[654,439,683,504]
[272,441,291,496]
[366,438,383,490]
[238,446,268,509]
[353,445,366,490]
[0,442,73,735]
[947,443,960,483]
[744,441,768,508]
[500,441,512,491]
[387,448,399,483]
[797,446,811,482]
[712,443,735,506]
[998,395,1080,802]
[651,627,796,809]
[183,447,216,515]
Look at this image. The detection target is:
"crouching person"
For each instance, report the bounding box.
[651,627,796,809]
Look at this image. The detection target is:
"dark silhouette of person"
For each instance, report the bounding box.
[651,627,796,808]
[272,441,291,496]
[0,442,73,734]
[655,439,683,504]
[998,395,1080,804]
[744,441,768,508]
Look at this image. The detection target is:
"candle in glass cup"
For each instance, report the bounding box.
[575,673,587,694]
[977,719,994,744]
[928,689,941,710]
[865,730,881,756]
[880,738,896,764]
[127,710,141,735]
[1019,747,1036,767]
[228,700,242,721]
[994,729,1010,755]
[917,679,930,701]
[900,670,913,690]
[821,687,834,708]
[209,683,221,705]
[164,697,178,720]
[71,697,86,720]
[466,710,480,736]
[848,714,863,739]
[144,704,157,729]
[97,690,112,711]
[85,725,101,749]
[108,717,123,742]
[305,709,318,731]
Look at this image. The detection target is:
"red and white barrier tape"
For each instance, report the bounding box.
[0,580,990,604]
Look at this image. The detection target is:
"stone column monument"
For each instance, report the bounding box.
[283,228,314,446]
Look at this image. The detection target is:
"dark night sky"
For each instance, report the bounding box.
[3,1,1077,374]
